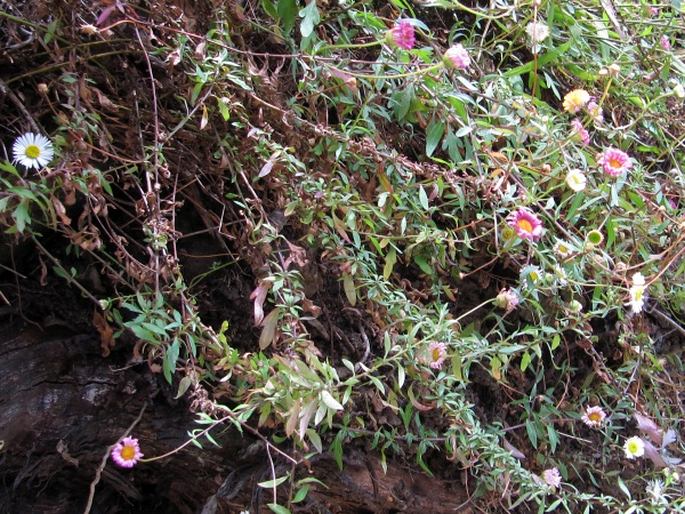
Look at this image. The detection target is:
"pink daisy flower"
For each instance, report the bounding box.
[426,342,447,370]
[571,118,590,145]
[496,288,520,312]
[598,148,633,177]
[387,20,416,50]
[586,100,604,123]
[442,44,470,70]
[542,467,562,489]
[660,35,671,51]
[581,405,606,428]
[506,208,543,242]
[111,436,143,468]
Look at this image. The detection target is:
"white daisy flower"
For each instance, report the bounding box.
[565,169,587,192]
[520,265,544,287]
[628,272,647,314]
[526,22,550,44]
[553,240,574,259]
[624,436,645,459]
[12,132,54,170]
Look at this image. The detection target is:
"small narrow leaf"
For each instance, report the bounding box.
[418,185,429,210]
[342,274,356,306]
[259,309,280,350]
[425,119,445,157]
[268,505,291,514]
[321,390,343,411]
[383,248,397,279]
[258,475,290,489]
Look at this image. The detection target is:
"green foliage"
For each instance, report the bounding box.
[3,0,685,511]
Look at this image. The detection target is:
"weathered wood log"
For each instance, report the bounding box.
[0,325,470,513]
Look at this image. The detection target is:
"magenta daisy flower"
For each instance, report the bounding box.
[598,148,632,177]
[571,118,590,145]
[506,208,543,242]
[111,436,143,468]
[442,44,470,70]
[426,342,447,370]
[387,20,416,50]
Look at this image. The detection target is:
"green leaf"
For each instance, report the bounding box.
[383,248,397,280]
[128,324,158,343]
[163,339,180,384]
[547,424,559,453]
[617,476,631,499]
[175,376,193,399]
[551,334,560,351]
[217,96,230,121]
[503,41,572,78]
[267,504,291,514]
[12,201,30,233]
[331,433,344,470]
[520,351,532,372]
[0,161,21,177]
[395,86,413,121]
[368,375,385,394]
[44,19,59,44]
[321,390,343,411]
[259,474,290,489]
[425,120,445,157]
[299,1,320,38]
[342,274,356,306]
[306,429,323,453]
[526,419,538,448]
[292,485,309,503]
[277,0,297,33]
[414,255,433,275]
[261,0,278,17]
[418,185,429,210]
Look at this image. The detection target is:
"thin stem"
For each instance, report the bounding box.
[452,298,495,324]
[317,39,382,53]
[340,62,444,81]
[83,403,147,514]
[32,236,101,306]
[140,414,232,463]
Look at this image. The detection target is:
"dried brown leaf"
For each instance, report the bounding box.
[259,309,280,350]
[52,197,72,225]
[249,281,271,326]
[93,310,115,357]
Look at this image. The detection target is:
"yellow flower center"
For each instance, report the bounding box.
[608,157,622,169]
[432,348,442,361]
[25,144,41,159]
[120,445,136,461]
[627,441,640,454]
[517,219,533,233]
[588,412,602,423]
